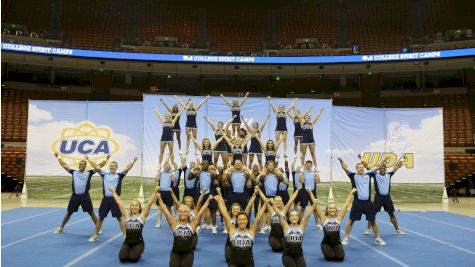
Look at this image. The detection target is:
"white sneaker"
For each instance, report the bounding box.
[266,225,271,231]
[196,226,201,234]
[341,237,349,245]
[260,227,266,235]
[88,233,98,242]
[375,237,386,245]
[206,224,212,230]
[364,229,371,235]
[53,228,63,234]
[223,228,228,234]
[211,225,217,234]
[155,223,161,228]
[293,154,298,159]
[316,225,323,231]
[395,229,406,235]
[179,150,183,155]
[98,229,103,234]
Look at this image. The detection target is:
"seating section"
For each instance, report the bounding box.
[2,0,51,33]
[445,152,475,184]
[1,146,26,181]
[1,89,28,142]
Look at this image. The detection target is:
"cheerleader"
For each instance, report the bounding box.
[241,114,270,170]
[174,95,210,155]
[160,98,189,154]
[286,107,312,159]
[268,97,298,159]
[253,135,285,165]
[238,128,249,166]
[153,106,185,166]
[221,92,250,136]
[191,136,226,164]
[223,132,253,164]
[295,107,324,167]
[204,115,236,166]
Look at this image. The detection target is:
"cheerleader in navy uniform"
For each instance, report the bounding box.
[242,114,270,170]
[174,95,210,155]
[157,189,212,267]
[295,107,324,167]
[221,92,250,136]
[268,199,317,267]
[191,137,226,164]
[268,97,298,159]
[287,107,312,159]
[215,191,270,267]
[223,132,253,164]
[204,115,236,166]
[238,128,250,166]
[109,186,158,263]
[310,188,356,261]
[254,135,285,165]
[154,106,185,165]
[161,98,189,154]
[171,158,184,217]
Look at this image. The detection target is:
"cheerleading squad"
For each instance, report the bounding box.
[52,94,406,267]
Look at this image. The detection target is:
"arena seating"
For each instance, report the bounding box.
[1,146,26,182]
[445,152,475,184]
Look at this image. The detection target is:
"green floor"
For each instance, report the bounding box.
[26,176,443,203]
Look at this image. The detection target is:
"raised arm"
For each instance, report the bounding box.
[337,188,357,222]
[313,197,327,225]
[54,153,70,172]
[254,134,267,151]
[239,92,250,108]
[153,106,166,124]
[267,96,278,113]
[141,188,159,221]
[191,195,212,230]
[300,203,317,230]
[196,95,210,110]
[170,188,181,207]
[311,108,324,125]
[293,107,305,127]
[244,187,259,215]
[203,116,217,132]
[337,157,351,175]
[240,133,253,149]
[171,107,186,125]
[190,135,203,151]
[269,200,289,232]
[250,198,270,236]
[392,156,405,172]
[173,95,188,108]
[224,115,237,130]
[220,94,233,109]
[123,156,139,175]
[193,191,206,213]
[211,136,225,151]
[259,113,270,133]
[283,187,301,213]
[109,186,129,217]
[85,155,101,172]
[285,98,298,113]
[223,134,234,148]
[160,98,173,113]
[302,106,312,117]
[241,116,253,133]
[157,192,177,229]
[97,155,110,168]
[215,194,234,236]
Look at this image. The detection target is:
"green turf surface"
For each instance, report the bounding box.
[26,176,443,203]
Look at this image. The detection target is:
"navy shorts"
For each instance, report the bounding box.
[349,200,375,222]
[172,187,180,202]
[99,197,122,218]
[228,192,248,210]
[67,193,93,213]
[373,194,395,214]
[293,189,304,205]
[203,193,218,210]
[300,190,316,207]
[184,188,197,199]
[157,190,173,207]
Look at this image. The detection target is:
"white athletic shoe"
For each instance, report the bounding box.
[259,227,266,235]
[53,228,63,234]
[315,225,323,231]
[395,229,406,235]
[223,228,228,234]
[196,226,201,234]
[293,154,298,160]
[155,223,161,228]
[88,233,98,242]
[341,237,349,245]
[375,237,386,246]
[211,225,217,235]
[98,229,103,234]
[207,224,212,230]
[179,150,183,155]
[364,229,371,235]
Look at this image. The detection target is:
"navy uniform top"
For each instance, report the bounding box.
[186,108,197,128]
[125,216,144,244]
[276,111,287,131]
[302,122,315,144]
[231,105,241,123]
[265,149,276,163]
[233,146,243,161]
[270,210,286,237]
[230,230,254,265]
[99,170,126,197]
[293,117,303,137]
[68,169,95,195]
[172,223,195,253]
[322,218,341,245]
[283,226,304,257]
[161,120,174,142]
[201,148,213,163]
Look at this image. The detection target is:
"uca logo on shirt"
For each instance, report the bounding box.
[361,152,414,169]
[51,122,119,167]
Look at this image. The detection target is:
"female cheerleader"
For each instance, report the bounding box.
[109,186,158,263]
[204,115,236,166]
[174,95,210,155]
[190,136,226,164]
[238,128,249,166]
[309,188,357,261]
[258,184,300,252]
[153,106,185,166]
[268,199,317,267]
[160,98,189,154]
[216,187,259,263]
[268,97,297,159]
[157,189,212,267]
[286,107,312,159]
[215,191,270,267]
[254,135,285,165]
[295,107,324,167]
[223,132,253,164]
[241,114,270,169]
[220,92,250,136]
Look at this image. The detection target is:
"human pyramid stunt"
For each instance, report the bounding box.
[53,94,406,266]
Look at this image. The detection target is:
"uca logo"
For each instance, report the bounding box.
[51,122,119,167]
